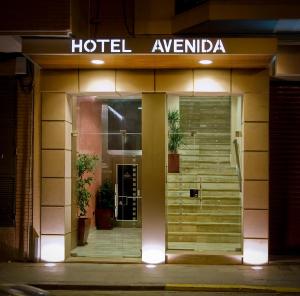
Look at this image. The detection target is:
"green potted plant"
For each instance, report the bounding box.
[95,179,115,230]
[76,153,98,246]
[168,109,184,173]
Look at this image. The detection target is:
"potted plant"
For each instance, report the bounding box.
[76,153,98,246]
[168,109,184,173]
[95,179,115,230]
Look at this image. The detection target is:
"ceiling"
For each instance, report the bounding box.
[27,53,273,69]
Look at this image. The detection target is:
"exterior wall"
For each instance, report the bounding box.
[234,70,269,265]
[40,68,269,263]
[0,74,35,261]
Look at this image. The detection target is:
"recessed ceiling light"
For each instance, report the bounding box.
[91,59,105,65]
[198,59,213,65]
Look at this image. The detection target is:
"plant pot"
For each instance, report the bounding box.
[95,208,114,230]
[77,217,91,246]
[168,153,180,173]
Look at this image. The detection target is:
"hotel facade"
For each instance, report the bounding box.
[0,0,299,264]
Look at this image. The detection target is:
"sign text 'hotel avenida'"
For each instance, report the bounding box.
[71,38,226,54]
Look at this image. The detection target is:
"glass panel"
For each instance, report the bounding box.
[167,96,242,254]
[71,96,142,261]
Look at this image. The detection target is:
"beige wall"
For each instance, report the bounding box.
[40,68,269,264]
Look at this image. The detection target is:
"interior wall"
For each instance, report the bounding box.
[40,68,269,263]
[77,97,102,227]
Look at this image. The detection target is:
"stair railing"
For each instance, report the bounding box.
[233,139,242,192]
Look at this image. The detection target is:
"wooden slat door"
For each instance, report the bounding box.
[270,79,300,255]
[0,77,16,227]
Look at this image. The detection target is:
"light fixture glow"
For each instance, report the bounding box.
[146,264,156,269]
[91,59,105,65]
[138,106,142,110]
[108,106,123,120]
[45,263,56,267]
[198,59,213,65]
[142,248,165,264]
[41,241,64,262]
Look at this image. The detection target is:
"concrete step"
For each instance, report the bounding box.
[168,232,241,243]
[168,222,241,233]
[168,203,241,213]
[168,212,241,223]
[167,174,239,183]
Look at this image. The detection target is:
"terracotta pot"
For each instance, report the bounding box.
[95,208,114,230]
[77,217,91,246]
[168,153,180,173]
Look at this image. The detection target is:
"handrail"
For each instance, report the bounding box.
[233,139,242,192]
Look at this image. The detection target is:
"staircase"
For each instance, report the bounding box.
[167,97,242,253]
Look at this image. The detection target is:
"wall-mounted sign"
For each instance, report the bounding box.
[71,38,226,54]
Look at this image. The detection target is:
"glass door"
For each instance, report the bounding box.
[71,95,142,261]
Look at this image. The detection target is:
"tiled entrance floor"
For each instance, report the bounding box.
[71,227,142,259]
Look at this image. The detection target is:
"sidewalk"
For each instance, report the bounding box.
[0,262,300,293]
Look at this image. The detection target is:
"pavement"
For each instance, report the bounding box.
[0,262,300,293]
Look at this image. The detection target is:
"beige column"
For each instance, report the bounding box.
[142,93,167,264]
[232,69,269,265]
[39,70,78,262]
[40,93,72,261]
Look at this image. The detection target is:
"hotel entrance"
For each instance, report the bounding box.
[70,96,142,260]
[33,36,275,264]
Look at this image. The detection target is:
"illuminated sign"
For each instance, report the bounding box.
[71,38,226,54]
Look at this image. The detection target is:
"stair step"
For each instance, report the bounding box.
[180,168,237,175]
[167,174,239,183]
[168,190,240,198]
[168,232,241,243]
[181,144,231,150]
[168,204,241,213]
[168,197,241,206]
[180,162,234,168]
[168,182,240,191]
[180,155,230,162]
[168,212,241,223]
[168,222,241,233]
[179,150,230,156]
[180,127,230,133]
[167,242,241,252]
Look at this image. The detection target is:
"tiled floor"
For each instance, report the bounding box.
[71,227,142,259]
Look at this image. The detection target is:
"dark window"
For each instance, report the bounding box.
[0,77,16,227]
